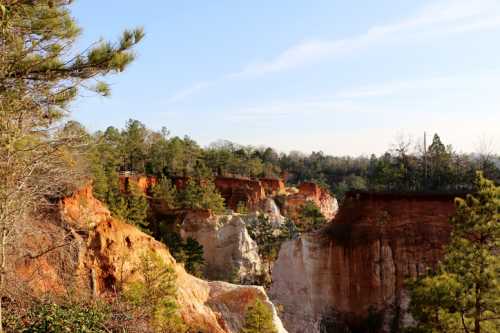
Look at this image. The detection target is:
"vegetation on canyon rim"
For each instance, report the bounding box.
[0,1,498,333]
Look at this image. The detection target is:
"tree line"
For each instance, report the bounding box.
[77,119,499,201]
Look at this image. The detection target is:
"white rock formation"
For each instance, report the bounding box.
[180,212,262,282]
[263,198,286,227]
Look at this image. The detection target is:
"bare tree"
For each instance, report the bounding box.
[0,1,143,330]
[475,134,497,170]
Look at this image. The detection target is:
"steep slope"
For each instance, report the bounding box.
[270,192,457,333]
[15,185,287,333]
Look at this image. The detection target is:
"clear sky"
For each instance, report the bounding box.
[71,0,500,156]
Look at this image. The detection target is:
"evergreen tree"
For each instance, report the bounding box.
[183,237,205,278]
[122,119,149,173]
[126,183,149,230]
[427,134,453,190]
[246,215,281,276]
[241,299,277,333]
[0,2,142,329]
[178,178,225,214]
[125,251,188,333]
[104,168,129,219]
[179,179,203,209]
[152,177,178,210]
[406,172,499,333]
[297,201,327,232]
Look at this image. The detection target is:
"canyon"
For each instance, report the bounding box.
[15,185,287,333]
[270,192,457,333]
[13,176,460,333]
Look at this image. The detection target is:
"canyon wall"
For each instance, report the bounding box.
[180,210,263,282]
[261,178,286,196]
[15,185,287,333]
[270,192,457,333]
[282,182,339,221]
[122,174,338,224]
[214,177,266,210]
[119,173,157,194]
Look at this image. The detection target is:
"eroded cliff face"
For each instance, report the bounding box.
[261,178,286,196]
[119,174,157,194]
[180,210,263,282]
[15,185,287,333]
[214,177,266,211]
[270,192,456,333]
[282,182,339,221]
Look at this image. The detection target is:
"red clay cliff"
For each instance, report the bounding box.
[14,185,287,333]
[282,182,338,220]
[270,191,457,333]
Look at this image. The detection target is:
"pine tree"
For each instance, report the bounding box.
[126,183,149,230]
[297,201,327,232]
[406,172,499,333]
[125,251,188,333]
[200,179,225,214]
[178,178,225,214]
[183,237,205,278]
[246,215,281,277]
[241,299,277,333]
[0,2,142,330]
[152,177,178,210]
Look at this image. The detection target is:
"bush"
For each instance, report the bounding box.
[124,251,188,333]
[241,299,277,333]
[297,201,327,232]
[5,300,109,333]
[178,178,225,214]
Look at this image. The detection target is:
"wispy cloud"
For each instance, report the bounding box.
[227,69,500,122]
[166,81,215,103]
[233,0,500,77]
[167,0,500,102]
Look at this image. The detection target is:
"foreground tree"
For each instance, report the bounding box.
[241,298,277,333]
[0,1,142,330]
[406,172,499,333]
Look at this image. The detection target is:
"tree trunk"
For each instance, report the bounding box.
[474,281,481,333]
[0,228,6,333]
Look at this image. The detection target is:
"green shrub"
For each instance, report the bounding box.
[6,300,109,333]
[297,201,327,232]
[241,299,277,333]
[124,251,188,333]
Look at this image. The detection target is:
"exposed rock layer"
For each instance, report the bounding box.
[270,192,456,333]
[214,177,266,210]
[282,182,338,221]
[15,185,287,333]
[180,210,262,282]
[261,178,286,196]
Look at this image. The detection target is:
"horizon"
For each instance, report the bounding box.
[70,0,500,155]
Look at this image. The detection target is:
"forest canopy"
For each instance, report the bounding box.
[85,119,500,201]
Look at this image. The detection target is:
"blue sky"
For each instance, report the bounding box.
[71,0,500,155]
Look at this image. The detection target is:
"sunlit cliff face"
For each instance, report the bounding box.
[271,192,457,333]
[15,185,288,333]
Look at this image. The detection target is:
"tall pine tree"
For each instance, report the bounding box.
[0,2,142,330]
